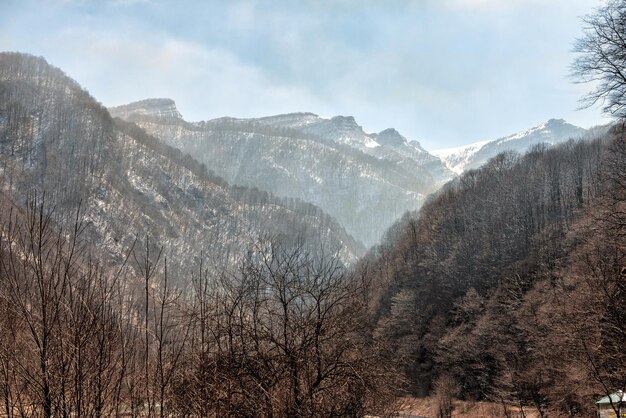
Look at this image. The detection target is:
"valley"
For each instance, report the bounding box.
[0,0,624,414]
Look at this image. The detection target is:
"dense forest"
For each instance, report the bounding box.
[360,131,625,416]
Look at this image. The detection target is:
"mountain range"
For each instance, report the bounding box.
[110,99,600,247]
[110,100,456,247]
[0,52,601,276]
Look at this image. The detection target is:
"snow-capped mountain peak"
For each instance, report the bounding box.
[432,140,491,174]
[433,119,588,174]
[497,118,575,145]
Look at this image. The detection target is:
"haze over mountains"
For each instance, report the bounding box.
[110,99,455,247]
[110,98,600,247]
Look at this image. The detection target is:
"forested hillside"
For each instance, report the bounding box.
[0,52,364,277]
[360,129,625,416]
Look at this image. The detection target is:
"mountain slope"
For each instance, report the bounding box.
[434,119,588,173]
[110,101,455,247]
[358,128,624,413]
[0,53,364,279]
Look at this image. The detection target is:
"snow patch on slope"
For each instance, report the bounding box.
[433,140,491,174]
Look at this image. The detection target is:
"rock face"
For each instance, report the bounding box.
[110,98,183,120]
[434,119,590,174]
[0,52,364,281]
[374,128,407,147]
[110,103,455,247]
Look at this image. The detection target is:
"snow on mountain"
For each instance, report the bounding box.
[251,112,437,162]
[299,115,382,149]
[254,112,327,128]
[110,104,455,247]
[434,119,588,174]
[433,140,492,174]
[374,128,407,147]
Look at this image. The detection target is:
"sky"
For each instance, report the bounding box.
[0,0,612,150]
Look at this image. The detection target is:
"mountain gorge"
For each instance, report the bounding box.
[0,50,623,418]
[110,100,455,247]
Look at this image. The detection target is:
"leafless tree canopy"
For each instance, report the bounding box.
[362,129,625,416]
[0,198,398,417]
[572,0,626,117]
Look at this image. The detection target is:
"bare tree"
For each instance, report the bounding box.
[205,240,397,417]
[572,0,626,118]
[433,374,458,418]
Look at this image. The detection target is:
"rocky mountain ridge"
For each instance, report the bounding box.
[110,100,455,246]
[110,98,603,248]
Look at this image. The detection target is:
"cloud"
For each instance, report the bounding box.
[36,28,323,121]
[436,0,602,11]
[0,0,608,148]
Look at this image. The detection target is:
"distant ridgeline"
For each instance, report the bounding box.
[110,97,603,248]
[109,99,455,247]
[433,118,604,174]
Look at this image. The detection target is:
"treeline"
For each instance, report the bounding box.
[360,130,625,416]
[0,197,396,417]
